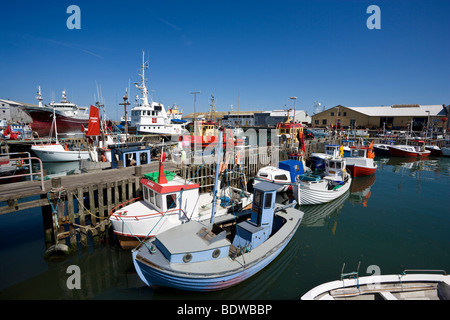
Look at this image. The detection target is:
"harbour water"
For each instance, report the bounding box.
[0,156,449,300]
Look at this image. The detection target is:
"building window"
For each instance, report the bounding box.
[322,119,327,125]
[315,120,319,125]
[330,112,334,116]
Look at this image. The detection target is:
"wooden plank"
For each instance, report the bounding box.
[98,183,104,219]
[0,197,49,215]
[106,182,113,216]
[89,185,96,226]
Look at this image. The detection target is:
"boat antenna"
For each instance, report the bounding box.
[36,85,43,108]
[210,128,223,224]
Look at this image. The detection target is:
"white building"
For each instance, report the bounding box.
[0,99,33,123]
[221,112,256,126]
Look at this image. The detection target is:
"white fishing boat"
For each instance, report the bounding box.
[292,155,352,205]
[31,108,91,162]
[253,159,310,192]
[129,51,188,136]
[131,131,304,291]
[308,144,340,170]
[109,157,252,249]
[441,139,450,157]
[301,268,450,300]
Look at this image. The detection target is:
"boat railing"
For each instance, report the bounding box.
[0,154,45,191]
[340,261,361,281]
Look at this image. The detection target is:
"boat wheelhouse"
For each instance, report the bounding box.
[129,52,187,136]
[344,144,377,177]
[276,120,304,146]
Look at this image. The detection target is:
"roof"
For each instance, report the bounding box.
[346,105,446,117]
[140,176,200,194]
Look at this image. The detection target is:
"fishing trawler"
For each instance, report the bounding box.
[21,86,89,137]
[129,52,188,136]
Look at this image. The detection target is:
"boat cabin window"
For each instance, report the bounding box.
[166,193,177,210]
[144,186,149,201]
[274,174,288,181]
[264,193,272,209]
[254,190,262,208]
[329,161,342,169]
[259,172,269,178]
[155,194,162,209]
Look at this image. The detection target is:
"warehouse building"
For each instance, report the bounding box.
[311,104,448,131]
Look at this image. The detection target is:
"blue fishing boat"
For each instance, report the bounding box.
[131,131,305,291]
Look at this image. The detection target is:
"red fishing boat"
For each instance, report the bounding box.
[388,140,431,157]
[345,142,377,177]
[21,86,89,137]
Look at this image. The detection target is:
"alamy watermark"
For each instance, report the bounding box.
[366,5,381,30]
[66,5,81,30]
[66,265,81,289]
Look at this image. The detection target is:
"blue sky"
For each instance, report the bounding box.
[1,0,449,121]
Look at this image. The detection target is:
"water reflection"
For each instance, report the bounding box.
[298,190,349,235]
[348,175,376,207]
[376,156,450,177]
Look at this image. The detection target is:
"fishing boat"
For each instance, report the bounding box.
[131,132,304,291]
[344,142,377,177]
[425,144,443,156]
[292,155,352,205]
[388,141,431,157]
[308,144,340,170]
[301,268,450,300]
[132,180,303,291]
[276,119,304,147]
[21,86,89,137]
[253,159,309,192]
[31,108,91,162]
[341,140,356,157]
[109,154,252,249]
[442,139,450,157]
[129,52,188,136]
[373,140,396,156]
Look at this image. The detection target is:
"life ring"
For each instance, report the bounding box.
[101,155,107,162]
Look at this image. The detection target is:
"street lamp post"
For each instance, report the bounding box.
[190,91,201,136]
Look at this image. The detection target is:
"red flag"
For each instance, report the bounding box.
[86,105,101,136]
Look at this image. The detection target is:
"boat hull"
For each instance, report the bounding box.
[31,144,90,162]
[133,240,289,291]
[294,176,352,205]
[23,106,89,137]
[373,145,391,156]
[301,273,450,300]
[346,164,377,177]
[388,146,431,157]
[442,147,450,157]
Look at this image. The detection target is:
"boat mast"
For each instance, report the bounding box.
[36,86,43,108]
[52,108,58,143]
[210,129,223,224]
[134,50,149,107]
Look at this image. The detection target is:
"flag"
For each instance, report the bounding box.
[86,105,101,136]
